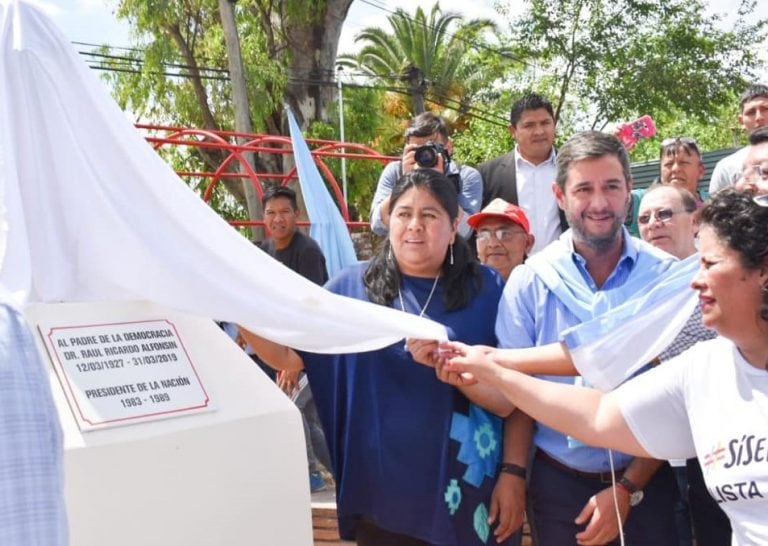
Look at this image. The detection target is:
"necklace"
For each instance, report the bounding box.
[399,275,440,351]
[398,275,440,318]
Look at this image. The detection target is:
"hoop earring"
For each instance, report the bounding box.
[449,244,454,266]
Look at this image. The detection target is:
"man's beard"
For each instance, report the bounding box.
[566,211,623,253]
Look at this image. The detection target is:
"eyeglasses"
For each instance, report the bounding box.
[660,136,700,155]
[476,228,526,242]
[661,136,698,147]
[637,208,691,225]
[661,137,701,157]
[734,163,768,186]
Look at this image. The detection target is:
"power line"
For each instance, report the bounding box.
[81,49,510,126]
[82,50,229,74]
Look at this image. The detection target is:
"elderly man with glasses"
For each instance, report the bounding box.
[468,199,535,282]
[457,199,536,545]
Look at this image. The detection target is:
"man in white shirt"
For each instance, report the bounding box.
[734,126,768,196]
[709,84,768,194]
[476,94,566,254]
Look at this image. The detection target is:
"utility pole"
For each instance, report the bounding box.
[401,63,426,114]
[337,66,348,204]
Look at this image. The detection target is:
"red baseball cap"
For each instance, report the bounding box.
[467,198,531,234]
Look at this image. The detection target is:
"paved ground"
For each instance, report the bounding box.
[311,484,336,506]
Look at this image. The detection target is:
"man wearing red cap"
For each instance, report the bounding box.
[468,198,535,281]
[467,198,535,544]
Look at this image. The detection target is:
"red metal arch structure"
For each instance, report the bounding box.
[137,124,397,231]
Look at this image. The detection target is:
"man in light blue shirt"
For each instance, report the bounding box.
[0,293,67,545]
[497,131,678,546]
[369,112,482,238]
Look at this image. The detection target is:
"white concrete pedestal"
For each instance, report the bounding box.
[25,301,312,546]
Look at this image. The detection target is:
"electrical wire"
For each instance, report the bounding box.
[81,51,511,127]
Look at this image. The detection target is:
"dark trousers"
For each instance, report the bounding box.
[686,458,731,546]
[528,452,679,546]
[671,465,693,546]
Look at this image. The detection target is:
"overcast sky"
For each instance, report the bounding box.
[38,0,767,76]
[41,0,765,49]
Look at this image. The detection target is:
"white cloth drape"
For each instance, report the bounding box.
[0,0,447,353]
[562,254,700,391]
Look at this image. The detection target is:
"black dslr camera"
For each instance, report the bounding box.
[413,141,450,169]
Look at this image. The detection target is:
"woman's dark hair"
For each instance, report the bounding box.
[363,169,481,311]
[699,188,768,321]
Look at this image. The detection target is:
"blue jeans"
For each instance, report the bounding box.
[295,381,332,473]
[528,451,678,546]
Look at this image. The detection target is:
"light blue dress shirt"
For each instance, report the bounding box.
[496,229,669,473]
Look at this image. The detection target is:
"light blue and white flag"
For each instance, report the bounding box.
[286,108,357,278]
[561,254,700,392]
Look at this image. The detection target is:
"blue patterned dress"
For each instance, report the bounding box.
[302,262,513,545]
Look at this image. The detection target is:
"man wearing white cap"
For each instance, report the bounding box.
[468,198,535,281]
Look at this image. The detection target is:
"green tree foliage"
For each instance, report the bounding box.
[101,0,352,221]
[506,0,766,130]
[452,117,512,166]
[338,3,504,121]
[307,84,395,221]
[623,90,745,162]
[107,0,285,132]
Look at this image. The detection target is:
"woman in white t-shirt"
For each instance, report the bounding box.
[435,189,768,545]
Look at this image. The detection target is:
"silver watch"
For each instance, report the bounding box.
[618,476,644,507]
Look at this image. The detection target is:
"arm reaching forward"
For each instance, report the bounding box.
[440,340,649,457]
[238,326,305,372]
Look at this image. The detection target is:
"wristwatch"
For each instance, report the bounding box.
[617,476,644,507]
[497,462,527,480]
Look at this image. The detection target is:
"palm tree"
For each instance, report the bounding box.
[338,2,496,117]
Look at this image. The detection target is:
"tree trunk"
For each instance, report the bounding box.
[218,0,264,241]
[283,0,354,129]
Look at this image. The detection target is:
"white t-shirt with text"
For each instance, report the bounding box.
[613,337,768,545]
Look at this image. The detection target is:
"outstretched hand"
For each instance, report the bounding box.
[440,341,499,383]
[406,338,479,386]
[405,338,440,368]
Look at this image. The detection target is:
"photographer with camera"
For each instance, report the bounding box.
[370,112,482,238]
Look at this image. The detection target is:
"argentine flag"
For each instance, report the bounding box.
[562,254,700,391]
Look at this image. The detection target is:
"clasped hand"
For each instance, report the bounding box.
[405,339,500,386]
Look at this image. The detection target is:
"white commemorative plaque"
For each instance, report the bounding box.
[38,318,213,431]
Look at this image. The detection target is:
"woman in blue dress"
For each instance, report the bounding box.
[242,169,515,545]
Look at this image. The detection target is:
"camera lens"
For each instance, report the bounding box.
[414,145,439,168]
